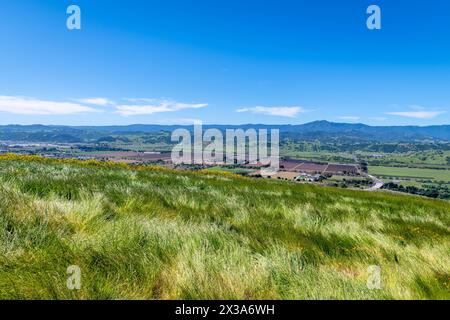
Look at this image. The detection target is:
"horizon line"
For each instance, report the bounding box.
[0,120,449,128]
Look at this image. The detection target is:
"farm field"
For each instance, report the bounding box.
[0,155,449,300]
[281,150,356,164]
[369,166,450,182]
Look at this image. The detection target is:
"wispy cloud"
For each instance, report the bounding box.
[122,98,158,103]
[337,116,360,122]
[115,100,208,116]
[236,106,307,118]
[77,97,115,106]
[386,107,447,119]
[0,96,99,115]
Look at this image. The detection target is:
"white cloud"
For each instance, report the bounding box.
[236,106,306,118]
[77,98,115,106]
[0,96,99,115]
[386,110,446,119]
[115,100,208,116]
[122,98,158,103]
[338,116,360,121]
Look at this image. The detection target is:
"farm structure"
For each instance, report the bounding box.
[281,159,359,175]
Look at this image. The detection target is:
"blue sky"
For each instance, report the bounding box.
[0,0,449,126]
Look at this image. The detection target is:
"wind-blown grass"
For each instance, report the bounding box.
[0,155,448,299]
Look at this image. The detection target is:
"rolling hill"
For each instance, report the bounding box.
[0,121,449,143]
[0,155,448,299]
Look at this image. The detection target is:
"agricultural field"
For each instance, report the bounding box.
[369,166,450,182]
[0,155,449,300]
[281,149,356,164]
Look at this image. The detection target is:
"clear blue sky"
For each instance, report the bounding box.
[0,0,449,126]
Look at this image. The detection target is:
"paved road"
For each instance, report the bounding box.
[367,174,384,191]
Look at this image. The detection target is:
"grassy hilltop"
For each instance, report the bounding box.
[0,155,448,299]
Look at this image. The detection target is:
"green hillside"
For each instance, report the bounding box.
[0,155,448,299]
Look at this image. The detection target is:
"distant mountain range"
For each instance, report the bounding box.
[0,121,449,143]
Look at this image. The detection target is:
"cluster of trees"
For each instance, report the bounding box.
[77,145,126,152]
[325,177,371,189]
[382,182,450,200]
[359,161,368,173]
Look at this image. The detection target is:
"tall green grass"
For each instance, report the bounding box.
[0,157,448,299]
